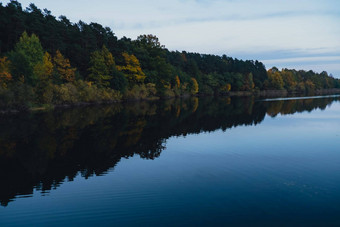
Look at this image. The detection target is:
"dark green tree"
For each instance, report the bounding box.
[8,31,44,85]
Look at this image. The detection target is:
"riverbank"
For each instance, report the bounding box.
[1,88,340,115]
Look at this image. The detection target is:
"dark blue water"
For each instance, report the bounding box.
[1,96,340,226]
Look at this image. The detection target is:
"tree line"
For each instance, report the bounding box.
[0,1,339,110]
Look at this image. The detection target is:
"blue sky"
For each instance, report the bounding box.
[3,0,340,77]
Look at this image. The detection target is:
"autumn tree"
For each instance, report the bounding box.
[281,69,297,91]
[117,52,146,86]
[266,68,284,90]
[175,75,180,88]
[34,52,53,82]
[34,52,54,103]
[241,73,255,91]
[53,50,76,83]
[190,77,199,95]
[220,83,231,93]
[0,57,12,88]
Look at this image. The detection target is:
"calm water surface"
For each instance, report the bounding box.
[1,96,340,226]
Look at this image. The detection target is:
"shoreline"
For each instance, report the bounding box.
[1,88,340,115]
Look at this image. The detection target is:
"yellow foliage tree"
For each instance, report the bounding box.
[241,73,255,91]
[117,52,145,85]
[0,57,12,88]
[54,50,76,83]
[267,69,284,90]
[226,83,231,92]
[221,83,231,93]
[281,69,297,91]
[34,52,53,81]
[190,77,199,95]
[175,75,180,88]
[33,52,55,104]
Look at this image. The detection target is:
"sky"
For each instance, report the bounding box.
[2,0,340,77]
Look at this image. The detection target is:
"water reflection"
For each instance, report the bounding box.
[0,96,339,206]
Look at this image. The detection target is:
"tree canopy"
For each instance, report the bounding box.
[0,1,339,110]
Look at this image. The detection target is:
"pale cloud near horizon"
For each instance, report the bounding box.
[2,0,340,76]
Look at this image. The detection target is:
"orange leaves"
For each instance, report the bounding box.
[43,52,53,77]
[221,83,231,92]
[54,50,76,83]
[34,52,53,81]
[190,77,199,95]
[117,52,146,85]
[0,57,12,88]
[175,75,181,88]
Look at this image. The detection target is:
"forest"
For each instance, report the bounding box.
[0,1,339,110]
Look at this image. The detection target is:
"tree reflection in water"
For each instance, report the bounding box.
[0,96,339,206]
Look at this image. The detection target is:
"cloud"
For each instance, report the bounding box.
[263,56,340,65]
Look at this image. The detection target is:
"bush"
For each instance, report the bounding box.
[159,87,175,98]
[11,82,36,109]
[53,83,79,104]
[124,83,158,100]
[0,87,14,109]
[53,80,122,104]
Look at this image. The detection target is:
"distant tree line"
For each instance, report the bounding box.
[0,1,339,110]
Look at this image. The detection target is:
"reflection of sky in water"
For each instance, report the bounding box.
[166,106,340,158]
[1,100,340,226]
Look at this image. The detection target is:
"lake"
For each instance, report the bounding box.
[1,95,340,226]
